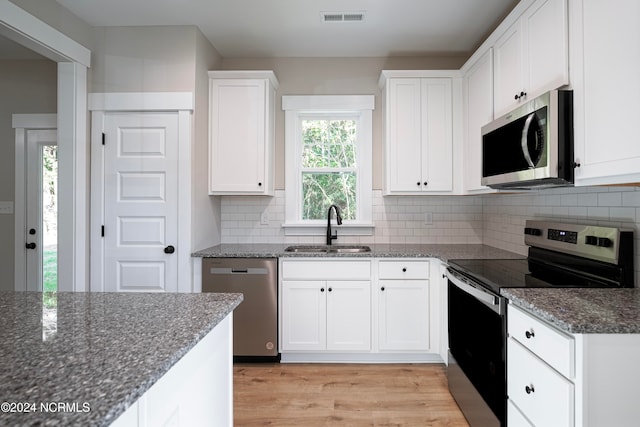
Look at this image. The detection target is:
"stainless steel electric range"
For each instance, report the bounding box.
[445,220,635,427]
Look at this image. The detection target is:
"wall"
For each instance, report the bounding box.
[483,186,640,286]
[0,59,57,290]
[220,185,640,286]
[221,56,467,190]
[192,29,223,250]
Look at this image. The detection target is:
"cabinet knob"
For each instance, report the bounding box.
[525,385,535,394]
[423,181,428,186]
[402,267,407,272]
[515,91,528,100]
[164,245,175,254]
[258,182,262,187]
[525,330,535,339]
[328,287,333,292]
[416,181,421,186]
[25,242,36,250]
[381,286,385,291]
[320,288,325,292]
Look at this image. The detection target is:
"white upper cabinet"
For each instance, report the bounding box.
[208,71,278,195]
[462,48,494,193]
[380,71,455,195]
[493,0,568,116]
[570,0,640,186]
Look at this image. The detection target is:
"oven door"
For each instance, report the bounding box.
[446,269,506,427]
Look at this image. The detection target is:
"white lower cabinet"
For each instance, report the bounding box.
[507,304,640,427]
[280,260,372,353]
[280,258,441,363]
[281,279,371,351]
[377,260,430,351]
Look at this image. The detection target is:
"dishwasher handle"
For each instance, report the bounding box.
[209,267,269,275]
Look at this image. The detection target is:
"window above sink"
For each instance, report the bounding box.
[282,95,374,236]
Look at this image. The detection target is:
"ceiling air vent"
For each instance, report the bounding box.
[321,11,365,23]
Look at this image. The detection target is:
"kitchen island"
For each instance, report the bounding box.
[0,291,242,427]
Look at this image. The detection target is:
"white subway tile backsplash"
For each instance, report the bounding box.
[219,186,639,285]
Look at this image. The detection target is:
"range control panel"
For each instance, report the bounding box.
[523,220,631,265]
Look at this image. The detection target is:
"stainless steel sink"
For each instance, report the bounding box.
[284,245,371,253]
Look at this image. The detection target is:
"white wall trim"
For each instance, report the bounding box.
[89,92,194,112]
[282,95,374,111]
[89,93,194,292]
[0,0,91,67]
[3,1,90,292]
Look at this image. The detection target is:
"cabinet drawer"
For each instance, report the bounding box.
[508,338,574,427]
[507,399,533,427]
[508,305,574,378]
[378,260,429,279]
[281,260,371,280]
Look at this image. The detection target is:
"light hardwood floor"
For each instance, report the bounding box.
[234,363,469,427]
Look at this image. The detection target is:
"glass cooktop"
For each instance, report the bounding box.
[448,258,567,295]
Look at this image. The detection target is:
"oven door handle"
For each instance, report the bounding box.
[446,270,503,315]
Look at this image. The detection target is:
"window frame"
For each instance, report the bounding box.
[283,95,374,236]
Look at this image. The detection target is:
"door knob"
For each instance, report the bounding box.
[25,242,36,250]
[164,245,175,254]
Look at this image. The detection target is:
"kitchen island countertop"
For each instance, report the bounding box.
[502,288,640,334]
[0,291,242,426]
[192,243,522,262]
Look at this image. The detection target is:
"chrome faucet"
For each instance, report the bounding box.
[326,204,343,245]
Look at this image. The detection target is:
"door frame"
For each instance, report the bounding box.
[89,92,194,292]
[1,0,91,291]
[13,114,57,291]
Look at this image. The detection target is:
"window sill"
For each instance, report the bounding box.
[282,223,374,236]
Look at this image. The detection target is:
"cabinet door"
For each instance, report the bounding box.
[524,0,568,99]
[572,0,640,185]
[326,281,371,351]
[463,49,494,192]
[209,78,266,194]
[421,79,453,192]
[385,78,424,192]
[281,281,326,351]
[493,20,524,116]
[378,280,430,351]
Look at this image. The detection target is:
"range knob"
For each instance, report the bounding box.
[597,237,612,248]
[585,236,612,247]
[524,227,542,236]
[585,235,598,246]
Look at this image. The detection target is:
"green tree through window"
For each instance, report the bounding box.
[301,119,357,220]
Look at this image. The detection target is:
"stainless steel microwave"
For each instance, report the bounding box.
[481,90,574,189]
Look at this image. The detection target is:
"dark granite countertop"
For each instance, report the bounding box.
[0,291,242,427]
[502,288,640,334]
[192,243,522,262]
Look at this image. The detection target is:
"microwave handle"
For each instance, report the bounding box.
[521,112,536,168]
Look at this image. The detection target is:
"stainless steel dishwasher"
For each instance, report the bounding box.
[202,257,278,361]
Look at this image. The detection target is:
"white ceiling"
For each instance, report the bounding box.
[54,0,519,58]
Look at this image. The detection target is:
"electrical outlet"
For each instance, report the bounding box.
[423,212,433,225]
[0,201,14,215]
[260,212,269,226]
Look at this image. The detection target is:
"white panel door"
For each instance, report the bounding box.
[493,21,524,116]
[281,281,326,351]
[104,112,179,292]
